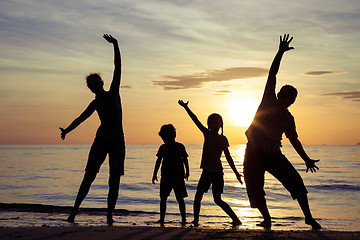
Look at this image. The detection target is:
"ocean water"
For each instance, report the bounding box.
[0,144,359,231]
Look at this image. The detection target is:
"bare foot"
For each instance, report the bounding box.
[181,220,186,227]
[232,219,242,227]
[67,209,79,223]
[107,217,115,226]
[191,220,199,227]
[155,219,164,227]
[305,218,322,230]
[257,220,271,229]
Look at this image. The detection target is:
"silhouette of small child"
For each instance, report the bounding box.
[152,124,190,227]
[178,100,243,227]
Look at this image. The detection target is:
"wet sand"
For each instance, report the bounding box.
[0,226,359,240]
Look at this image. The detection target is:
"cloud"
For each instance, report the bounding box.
[304,71,346,76]
[213,90,232,95]
[120,85,133,89]
[321,91,360,101]
[153,67,267,90]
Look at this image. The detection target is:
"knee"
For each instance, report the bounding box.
[213,197,224,206]
[194,192,203,203]
[108,174,121,189]
[109,180,120,189]
[83,171,97,184]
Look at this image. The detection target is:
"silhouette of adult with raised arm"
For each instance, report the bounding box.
[243,34,321,230]
[59,34,125,225]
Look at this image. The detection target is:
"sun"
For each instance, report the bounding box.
[227,98,258,127]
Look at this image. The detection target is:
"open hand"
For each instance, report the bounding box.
[178,100,189,108]
[103,34,117,44]
[59,127,66,140]
[279,34,294,52]
[305,159,320,173]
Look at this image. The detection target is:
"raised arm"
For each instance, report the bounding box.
[103,34,121,94]
[59,101,96,140]
[289,137,320,173]
[178,100,207,134]
[263,34,294,101]
[224,147,243,184]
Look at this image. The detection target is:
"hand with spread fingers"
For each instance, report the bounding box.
[305,159,320,173]
[279,34,294,52]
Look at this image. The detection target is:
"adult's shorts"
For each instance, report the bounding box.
[243,143,307,208]
[85,137,125,175]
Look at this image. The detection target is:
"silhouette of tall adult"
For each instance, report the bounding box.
[243,34,321,230]
[59,34,125,225]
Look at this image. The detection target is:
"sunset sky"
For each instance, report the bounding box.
[0,0,359,145]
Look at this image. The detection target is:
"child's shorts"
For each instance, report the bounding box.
[85,138,125,175]
[160,177,188,199]
[196,170,224,195]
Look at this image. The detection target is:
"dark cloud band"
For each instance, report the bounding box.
[304,71,345,76]
[322,91,360,101]
[153,67,267,90]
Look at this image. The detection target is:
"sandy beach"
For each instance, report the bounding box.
[0,226,359,240]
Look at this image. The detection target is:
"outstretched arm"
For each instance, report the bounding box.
[224,147,243,184]
[103,34,121,94]
[289,137,320,173]
[152,157,162,184]
[263,34,294,101]
[59,102,96,140]
[178,100,207,134]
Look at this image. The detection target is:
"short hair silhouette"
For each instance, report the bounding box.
[277,84,298,103]
[86,73,103,85]
[86,73,104,93]
[158,124,176,139]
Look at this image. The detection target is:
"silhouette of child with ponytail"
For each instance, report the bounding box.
[178,100,243,227]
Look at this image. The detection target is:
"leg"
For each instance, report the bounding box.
[158,178,173,227]
[159,196,167,227]
[107,173,121,225]
[107,144,125,225]
[297,194,322,230]
[176,196,186,226]
[193,190,205,227]
[213,192,241,226]
[256,203,271,229]
[267,153,320,229]
[211,172,241,226]
[193,171,211,227]
[67,171,97,222]
[174,179,188,226]
[243,145,270,228]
